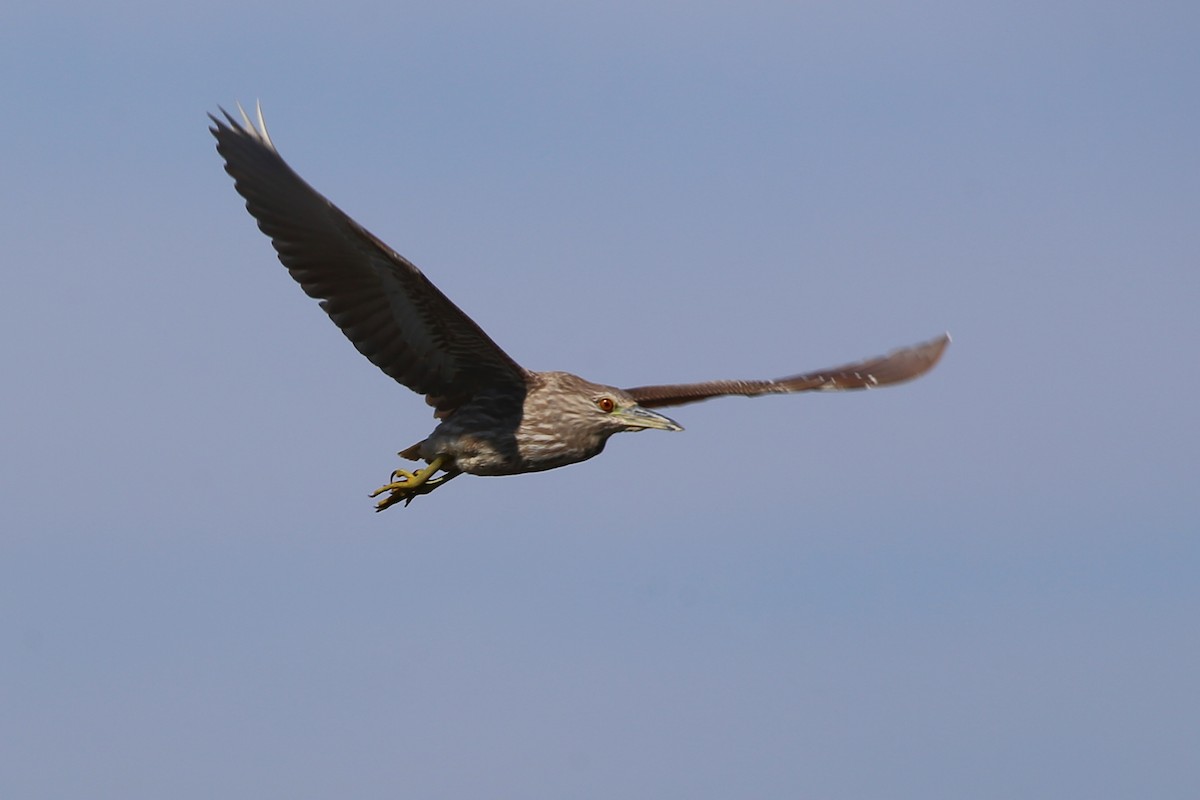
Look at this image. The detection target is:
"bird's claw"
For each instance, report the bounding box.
[369,456,457,511]
[369,475,446,510]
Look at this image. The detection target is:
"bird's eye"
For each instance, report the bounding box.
[595,397,616,413]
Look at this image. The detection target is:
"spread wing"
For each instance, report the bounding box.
[625,333,950,409]
[210,103,528,415]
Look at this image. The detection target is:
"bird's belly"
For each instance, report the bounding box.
[422,430,603,477]
[514,432,604,473]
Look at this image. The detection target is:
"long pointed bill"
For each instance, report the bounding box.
[617,405,684,432]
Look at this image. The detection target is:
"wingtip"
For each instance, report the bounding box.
[921,331,951,368]
[255,100,270,137]
[209,99,275,149]
[882,332,951,385]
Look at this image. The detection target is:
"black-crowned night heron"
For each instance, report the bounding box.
[211,104,949,511]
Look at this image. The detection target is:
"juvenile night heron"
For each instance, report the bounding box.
[211,104,949,511]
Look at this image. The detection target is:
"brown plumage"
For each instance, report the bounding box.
[626,337,950,408]
[210,103,949,510]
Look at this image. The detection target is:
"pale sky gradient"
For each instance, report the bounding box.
[2,2,1198,798]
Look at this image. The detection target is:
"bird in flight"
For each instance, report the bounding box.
[211,103,949,511]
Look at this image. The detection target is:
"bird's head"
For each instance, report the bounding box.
[534,372,683,441]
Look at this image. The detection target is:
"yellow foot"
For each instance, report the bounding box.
[368,455,459,511]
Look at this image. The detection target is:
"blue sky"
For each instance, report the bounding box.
[2,2,1197,797]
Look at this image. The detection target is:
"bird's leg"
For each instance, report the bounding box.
[369,455,460,511]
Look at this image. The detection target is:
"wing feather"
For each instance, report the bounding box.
[625,333,950,409]
[210,103,528,414]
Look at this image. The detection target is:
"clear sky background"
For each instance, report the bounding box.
[2,2,1197,797]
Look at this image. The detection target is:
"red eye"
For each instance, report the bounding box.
[596,397,616,413]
